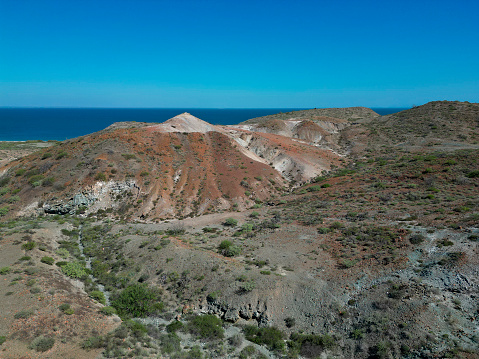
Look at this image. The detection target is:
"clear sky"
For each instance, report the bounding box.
[1,0,478,108]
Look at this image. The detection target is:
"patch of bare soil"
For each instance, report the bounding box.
[0,141,54,169]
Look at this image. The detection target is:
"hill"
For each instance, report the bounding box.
[0,101,478,359]
[241,106,380,124]
[367,101,479,151]
[0,113,341,220]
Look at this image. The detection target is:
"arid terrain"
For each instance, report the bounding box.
[0,101,478,359]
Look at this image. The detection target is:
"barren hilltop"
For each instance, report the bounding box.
[0,101,478,359]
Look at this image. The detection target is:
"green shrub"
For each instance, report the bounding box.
[218,240,241,257]
[223,218,238,226]
[166,320,184,333]
[24,267,38,275]
[0,336,6,345]
[0,266,11,275]
[0,207,9,217]
[0,177,10,186]
[29,336,55,352]
[125,319,148,338]
[112,284,163,318]
[351,328,364,339]
[81,336,104,350]
[469,235,479,242]
[99,306,117,316]
[409,234,425,245]
[42,177,56,186]
[240,345,257,358]
[188,345,203,358]
[229,333,243,347]
[239,280,256,293]
[59,303,74,315]
[166,224,185,235]
[218,240,232,250]
[329,221,344,230]
[41,152,52,160]
[22,241,36,250]
[15,169,26,176]
[250,211,260,218]
[243,325,284,351]
[340,259,357,268]
[289,332,336,357]
[159,333,181,354]
[61,262,87,278]
[285,317,296,328]
[56,151,68,159]
[90,290,106,304]
[207,290,221,301]
[7,195,19,203]
[187,314,224,340]
[317,227,330,234]
[95,172,107,182]
[56,248,70,258]
[466,170,479,178]
[202,226,217,233]
[122,154,137,160]
[438,252,465,267]
[312,176,325,183]
[28,174,44,186]
[40,256,54,265]
[14,310,34,319]
[370,341,391,359]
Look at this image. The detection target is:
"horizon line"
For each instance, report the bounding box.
[0,106,411,109]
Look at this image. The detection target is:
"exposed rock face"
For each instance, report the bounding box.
[43,180,137,215]
[230,131,338,182]
[201,296,270,327]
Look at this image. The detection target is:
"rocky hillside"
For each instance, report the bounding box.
[0,113,342,221]
[367,101,479,150]
[233,107,379,155]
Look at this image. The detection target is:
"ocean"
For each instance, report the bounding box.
[0,108,407,141]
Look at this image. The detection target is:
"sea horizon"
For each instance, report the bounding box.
[0,107,408,141]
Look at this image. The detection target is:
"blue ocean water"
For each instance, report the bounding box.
[0,108,406,141]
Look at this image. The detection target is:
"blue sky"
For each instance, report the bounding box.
[1,0,478,108]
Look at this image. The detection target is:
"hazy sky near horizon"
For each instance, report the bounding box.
[1,0,478,108]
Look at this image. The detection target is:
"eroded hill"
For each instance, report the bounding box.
[0,113,342,221]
